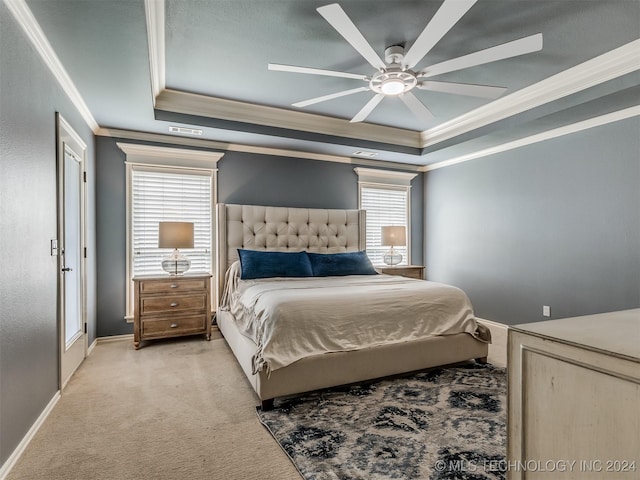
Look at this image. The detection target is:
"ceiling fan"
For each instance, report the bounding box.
[268,0,543,124]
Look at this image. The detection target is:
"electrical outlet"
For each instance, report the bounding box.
[543,305,551,317]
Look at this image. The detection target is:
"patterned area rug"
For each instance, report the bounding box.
[257,363,506,480]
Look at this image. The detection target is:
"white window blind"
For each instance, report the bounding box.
[132,167,212,276]
[361,186,409,265]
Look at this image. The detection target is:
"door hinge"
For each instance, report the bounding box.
[83,171,87,183]
[84,247,87,258]
[84,323,87,334]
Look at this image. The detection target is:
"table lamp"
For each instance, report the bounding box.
[159,221,194,275]
[381,225,406,266]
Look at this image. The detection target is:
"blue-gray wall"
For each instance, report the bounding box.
[0,3,97,467]
[219,153,424,260]
[95,137,423,336]
[95,137,127,337]
[425,118,640,325]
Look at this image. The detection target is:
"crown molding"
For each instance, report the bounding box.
[155,89,421,149]
[100,127,352,163]
[421,105,640,172]
[4,0,99,132]
[144,0,165,102]
[420,39,640,149]
[97,127,421,172]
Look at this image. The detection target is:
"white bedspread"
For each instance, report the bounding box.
[219,262,489,374]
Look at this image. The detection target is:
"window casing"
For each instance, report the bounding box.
[120,143,222,320]
[355,167,417,266]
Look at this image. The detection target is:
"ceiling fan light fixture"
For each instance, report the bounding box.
[380,78,406,95]
[370,69,417,96]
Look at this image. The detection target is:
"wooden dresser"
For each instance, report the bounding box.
[378,265,424,280]
[133,273,212,349]
[507,309,640,479]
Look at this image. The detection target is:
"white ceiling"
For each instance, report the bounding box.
[20,0,640,167]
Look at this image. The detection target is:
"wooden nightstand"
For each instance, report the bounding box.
[378,265,425,280]
[133,273,212,349]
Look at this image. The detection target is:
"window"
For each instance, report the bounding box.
[355,167,417,266]
[119,143,222,319]
[360,185,409,265]
[131,167,212,276]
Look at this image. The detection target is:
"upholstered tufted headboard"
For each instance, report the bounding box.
[216,203,366,296]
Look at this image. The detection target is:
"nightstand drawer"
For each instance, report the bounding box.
[139,278,207,294]
[379,265,425,279]
[141,315,207,337]
[140,294,207,315]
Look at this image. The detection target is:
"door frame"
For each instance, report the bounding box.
[56,113,88,390]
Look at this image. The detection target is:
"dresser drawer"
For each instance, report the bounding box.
[140,294,207,315]
[139,278,208,294]
[141,315,207,337]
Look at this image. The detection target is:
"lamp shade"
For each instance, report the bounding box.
[158,222,194,249]
[381,226,406,246]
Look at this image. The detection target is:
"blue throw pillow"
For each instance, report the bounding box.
[238,249,313,280]
[307,251,378,277]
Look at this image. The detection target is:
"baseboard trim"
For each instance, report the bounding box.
[475,317,508,368]
[96,334,134,344]
[87,337,98,356]
[0,391,61,480]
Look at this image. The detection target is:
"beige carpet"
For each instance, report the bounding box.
[7,330,300,480]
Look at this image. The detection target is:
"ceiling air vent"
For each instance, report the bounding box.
[169,126,203,136]
[353,150,378,158]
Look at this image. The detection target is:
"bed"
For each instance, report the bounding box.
[216,203,490,409]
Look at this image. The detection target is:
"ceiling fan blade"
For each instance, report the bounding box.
[350,94,384,123]
[417,80,506,99]
[399,92,434,122]
[268,63,368,81]
[317,3,386,70]
[419,33,543,78]
[293,87,370,108]
[402,0,477,69]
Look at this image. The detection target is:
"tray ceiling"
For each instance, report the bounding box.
[21,0,640,167]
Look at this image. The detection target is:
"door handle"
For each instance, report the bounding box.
[61,267,73,272]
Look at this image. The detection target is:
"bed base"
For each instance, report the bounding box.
[218,310,489,409]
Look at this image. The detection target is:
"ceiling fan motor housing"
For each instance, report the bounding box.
[384,45,405,64]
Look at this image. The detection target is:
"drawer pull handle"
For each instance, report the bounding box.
[170,284,178,288]
[170,302,178,307]
[170,323,178,328]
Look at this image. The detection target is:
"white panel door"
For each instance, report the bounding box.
[57,115,86,389]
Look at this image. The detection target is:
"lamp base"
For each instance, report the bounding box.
[383,247,403,266]
[161,248,191,275]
